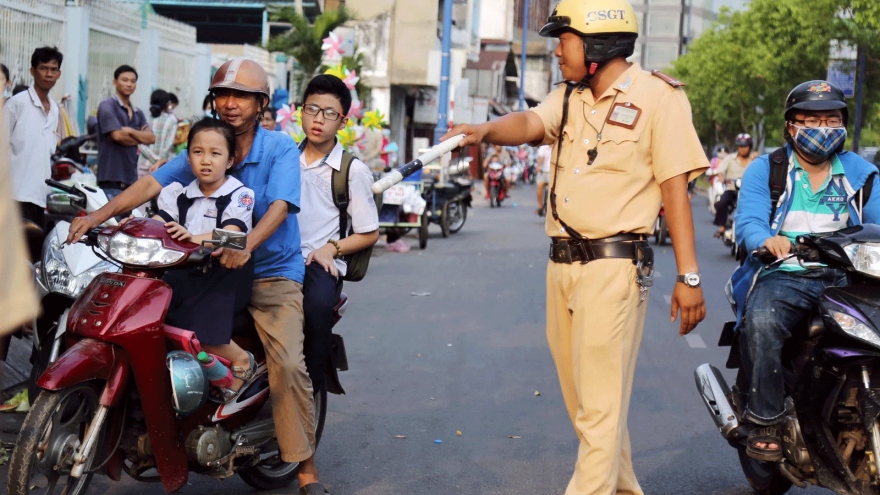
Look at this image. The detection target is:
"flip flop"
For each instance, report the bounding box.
[299,482,328,495]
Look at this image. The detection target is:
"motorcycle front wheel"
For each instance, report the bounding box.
[239,386,328,490]
[446,201,467,234]
[7,383,104,495]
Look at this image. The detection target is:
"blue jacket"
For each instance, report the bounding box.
[727,145,880,328]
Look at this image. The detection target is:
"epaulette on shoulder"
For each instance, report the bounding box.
[650,70,686,89]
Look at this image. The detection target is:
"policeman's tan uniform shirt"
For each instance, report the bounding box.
[530,62,707,495]
[0,98,39,335]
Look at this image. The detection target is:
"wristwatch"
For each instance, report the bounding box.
[677,272,701,288]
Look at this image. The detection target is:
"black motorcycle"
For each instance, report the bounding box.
[422,175,473,237]
[697,224,880,494]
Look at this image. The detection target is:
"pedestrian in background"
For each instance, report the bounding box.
[260,107,277,131]
[3,46,63,227]
[0,63,10,102]
[444,0,707,493]
[96,64,155,200]
[137,89,178,177]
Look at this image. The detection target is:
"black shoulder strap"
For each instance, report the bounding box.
[767,147,789,224]
[176,192,197,229]
[214,185,246,229]
[333,152,357,240]
[549,82,584,240]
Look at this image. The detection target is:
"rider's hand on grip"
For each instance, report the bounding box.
[761,235,793,260]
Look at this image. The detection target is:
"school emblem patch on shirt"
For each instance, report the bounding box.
[238,192,254,211]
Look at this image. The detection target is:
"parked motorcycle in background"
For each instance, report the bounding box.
[696,225,880,495]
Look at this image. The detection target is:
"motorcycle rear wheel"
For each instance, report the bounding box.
[7,383,103,495]
[657,216,668,246]
[239,386,328,490]
[419,211,429,250]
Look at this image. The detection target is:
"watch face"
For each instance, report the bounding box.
[685,273,700,286]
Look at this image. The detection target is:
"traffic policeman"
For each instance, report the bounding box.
[444,0,708,493]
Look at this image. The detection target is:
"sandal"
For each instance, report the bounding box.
[746,424,783,462]
[713,230,724,239]
[209,351,257,404]
[299,482,328,495]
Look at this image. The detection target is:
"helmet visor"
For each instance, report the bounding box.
[539,15,572,37]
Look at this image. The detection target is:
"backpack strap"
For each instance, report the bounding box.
[213,185,246,229]
[333,151,357,240]
[859,171,877,221]
[176,192,196,229]
[767,147,789,224]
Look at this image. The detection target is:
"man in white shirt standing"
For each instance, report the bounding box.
[535,144,552,216]
[3,46,63,227]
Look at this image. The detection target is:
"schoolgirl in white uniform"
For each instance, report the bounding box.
[154,118,257,402]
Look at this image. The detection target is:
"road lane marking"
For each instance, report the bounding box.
[685,334,706,349]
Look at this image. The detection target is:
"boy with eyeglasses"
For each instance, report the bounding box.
[730,80,880,462]
[297,74,379,492]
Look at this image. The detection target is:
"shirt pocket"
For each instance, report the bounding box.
[596,126,643,174]
[555,128,575,169]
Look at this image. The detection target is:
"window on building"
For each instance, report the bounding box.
[646,12,680,37]
[643,43,679,70]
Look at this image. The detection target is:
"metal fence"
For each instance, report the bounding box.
[86,0,142,114]
[0,0,65,98]
[149,12,197,117]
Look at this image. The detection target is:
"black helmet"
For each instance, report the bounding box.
[784,80,848,125]
[734,133,753,149]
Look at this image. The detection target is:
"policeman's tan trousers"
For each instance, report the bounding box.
[546,259,648,495]
[249,277,316,463]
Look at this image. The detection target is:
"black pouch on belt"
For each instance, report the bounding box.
[634,241,654,288]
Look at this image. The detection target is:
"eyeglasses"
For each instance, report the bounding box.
[790,117,843,129]
[302,104,342,121]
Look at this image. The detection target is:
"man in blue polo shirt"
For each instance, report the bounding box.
[68,59,326,494]
[95,65,155,199]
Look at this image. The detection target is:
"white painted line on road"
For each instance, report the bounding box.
[685,334,707,349]
[663,294,672,305]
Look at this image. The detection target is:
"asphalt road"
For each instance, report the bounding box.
[0,184,830,495]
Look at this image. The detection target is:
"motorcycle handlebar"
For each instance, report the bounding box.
[371,134,465,194]
[46,179,84,197]
[752,242,805,265]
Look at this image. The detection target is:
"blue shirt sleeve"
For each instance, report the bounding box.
[151,152,196,187]
[734,156,775,254]
[265,136,301,214]
[862,173,880,225]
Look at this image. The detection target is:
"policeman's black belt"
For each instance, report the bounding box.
[549,234,649,264]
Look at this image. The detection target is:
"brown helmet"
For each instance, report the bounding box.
[209,58,270,100]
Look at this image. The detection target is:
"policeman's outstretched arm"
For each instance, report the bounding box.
[66,176,163,244]
[442,111,546,147]
[660,173,706,335]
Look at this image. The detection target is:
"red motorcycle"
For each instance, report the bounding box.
[6,218,347,495]
[486,163,506,208]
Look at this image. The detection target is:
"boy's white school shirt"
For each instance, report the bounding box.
[156,176,255,235]
[299,141,379,276]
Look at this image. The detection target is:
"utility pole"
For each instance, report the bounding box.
[519,0,529,111]
[434,0,454,145]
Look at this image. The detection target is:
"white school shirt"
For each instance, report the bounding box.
[3,87,59,207]
[156,176,254,235]
[299,142,379,276]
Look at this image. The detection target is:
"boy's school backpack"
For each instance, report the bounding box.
[332,151,375,282]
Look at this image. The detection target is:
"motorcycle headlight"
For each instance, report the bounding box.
[100,232,186,267]
[829,310,880,348]
[41,235,118,298]
[844,243,880,279]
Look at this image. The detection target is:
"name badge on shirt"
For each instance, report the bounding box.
[606,102,641,129]
[205,208,217,219]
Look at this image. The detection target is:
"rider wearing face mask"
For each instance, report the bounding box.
[730,80,880,463]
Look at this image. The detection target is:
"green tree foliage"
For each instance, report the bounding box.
[672,0,880,150]
[266,8,352,89]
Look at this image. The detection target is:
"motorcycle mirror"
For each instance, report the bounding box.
[210,228,247,250]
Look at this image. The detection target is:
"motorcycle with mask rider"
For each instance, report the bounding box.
[696,80,880,494]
